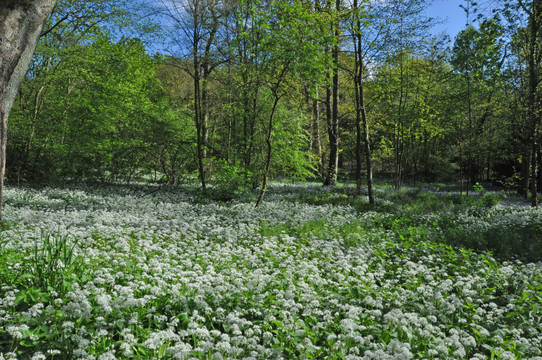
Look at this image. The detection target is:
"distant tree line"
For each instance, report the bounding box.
[2,0,541,204]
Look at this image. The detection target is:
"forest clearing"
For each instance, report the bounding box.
[1,182,541,359]
[1,0,542,358]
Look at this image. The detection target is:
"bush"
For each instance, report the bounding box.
[208,161,254,201]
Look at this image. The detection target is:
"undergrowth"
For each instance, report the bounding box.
[0,182,541,359]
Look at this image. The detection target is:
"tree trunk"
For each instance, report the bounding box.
[0,0,57,221]
[466,73,472,194]
[355,98,362,192]
[255,94,281,207]
[352,0,374,204]
[193,65,207,192]
[202,70,209,175]
[520,153,531,198]
[357,54,374,204]
[525,0,541,206]
[538,146,542,193]
[394,50,408,190]
[312,88,323,179]
[324,3,340,186]
[531,138,538,207]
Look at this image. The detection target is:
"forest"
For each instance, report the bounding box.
[0,0,541,358]
[2,0,541,203]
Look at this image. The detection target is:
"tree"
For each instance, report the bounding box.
[250,0,329,206]
[160,0,224,192]
[520,0,542,206]
[369,0,433,189]
[9,31,194,183]
[348,0,374,203]
[452,18,506,191]
[0,0,58,220]
[504,0,542,206]
[222,0,266,180]
[322,0,342,186]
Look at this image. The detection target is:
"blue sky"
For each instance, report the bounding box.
[426,0,467,39]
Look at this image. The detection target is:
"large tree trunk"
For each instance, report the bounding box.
[0,0,57,221]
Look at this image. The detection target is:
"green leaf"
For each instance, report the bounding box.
[18,273,35,281]
[506,311,517,318]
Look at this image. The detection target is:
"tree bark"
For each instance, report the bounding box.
[520,153,531,198]
[354,0,375,205]
[312,88,323,179]
[324,0,340,186]
[531,138,538,206]
[0,0,57,221]
[352,0,374,204]
[255,93,281,208]
[521,0,541,206]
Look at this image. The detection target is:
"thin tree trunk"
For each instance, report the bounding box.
[324,3,340,186]
[330,40,339,185]
[520,152,531,198]
[394,50,407,190]
[524,0,541,206]
[466,73,473,194]
[312,88,323,179]
[356,41,374,204]
[306,88,313,153]
[353,31,362,191]
[352,2,373,204]
[355,98,362,192]
[193,67,207,192]
[256,94,281,207]
[202,71,209,167]
[324,65,332,183]
[0,0,58,221]
[459,136,463,195]
[531,137,538,207]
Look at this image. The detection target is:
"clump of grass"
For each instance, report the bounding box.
[0,231,88,355]
[31,232,85,289]
[11,231,87,310]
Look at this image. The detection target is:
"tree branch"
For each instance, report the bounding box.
[40,14,69,38]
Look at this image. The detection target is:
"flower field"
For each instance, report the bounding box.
[1,183,542,359]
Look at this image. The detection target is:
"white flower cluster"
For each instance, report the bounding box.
[1,184,541,359]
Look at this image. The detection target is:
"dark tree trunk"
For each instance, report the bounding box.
[352,0,374,204]
[255,93,281,208]
[531,139,538,206]
[524,0,541,206]
[0,0,57,221]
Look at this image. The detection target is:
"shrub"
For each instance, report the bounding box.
[208,161,254,201]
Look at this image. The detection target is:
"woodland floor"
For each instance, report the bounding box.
[0,182,541,359]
